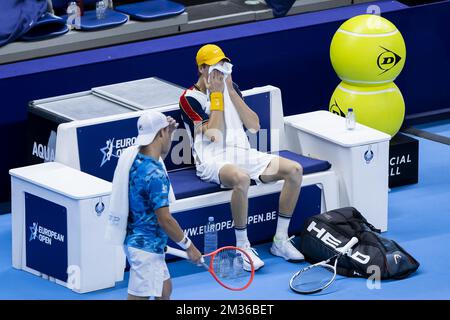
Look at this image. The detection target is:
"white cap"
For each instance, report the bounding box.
[135,110,169,147]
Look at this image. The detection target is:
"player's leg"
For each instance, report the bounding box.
[218,164,264,270]
[155,279,172,300]
[127,294,149,300]
[219,164,250,232]
[259,157,304,262]
[125,247,170,299]
[260,157,303,215]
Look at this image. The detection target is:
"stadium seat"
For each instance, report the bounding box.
[20,13,69,41]
[115,0,185,21]
[53,0,129,31]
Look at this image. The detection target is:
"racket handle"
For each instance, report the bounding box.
[165,246,208,269]
[341,237,359,254]
[165,246,188,259]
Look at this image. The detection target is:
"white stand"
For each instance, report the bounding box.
[10,162,124,293]
[284,111,391,231]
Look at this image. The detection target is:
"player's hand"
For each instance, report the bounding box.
[225,73,235,94]
[166,116,179,135]
[204,69,224,93]
[186,244,203,265]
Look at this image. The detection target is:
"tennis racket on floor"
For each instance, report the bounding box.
[165,245,255,291]
[289,237,359,294]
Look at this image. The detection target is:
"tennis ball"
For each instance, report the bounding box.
[330,14,406,86]
[329,81,405,136]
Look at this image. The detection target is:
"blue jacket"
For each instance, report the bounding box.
[0,0,49,47]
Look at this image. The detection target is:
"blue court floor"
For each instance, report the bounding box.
[0,122,449,300]
[415,119,450,138]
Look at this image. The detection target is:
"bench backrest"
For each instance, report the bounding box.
[55,85,285,181]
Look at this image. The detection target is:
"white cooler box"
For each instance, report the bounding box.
[285,111,391,231]
[10,162,124,293]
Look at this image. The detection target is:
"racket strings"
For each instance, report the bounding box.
[290,264,336,294]
[211,249,251,290]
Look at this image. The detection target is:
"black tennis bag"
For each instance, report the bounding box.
[299,207,420,279]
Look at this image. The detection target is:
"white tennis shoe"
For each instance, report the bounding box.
[238,243,265,271]
[270,236,305,262]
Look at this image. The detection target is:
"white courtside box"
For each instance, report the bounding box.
[284,111,391,231]
[10,162,124,293]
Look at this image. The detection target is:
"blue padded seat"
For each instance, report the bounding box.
[21,13,69,41]
[169,168,222,200]
[115,0,185,21]
[61,10,129,31]
[273,150,332,175]
[169,150,331,200]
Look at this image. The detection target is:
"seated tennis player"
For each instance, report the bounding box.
[178,44,305,271]
[123,110,202,300]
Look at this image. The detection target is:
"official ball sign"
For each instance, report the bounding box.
[389,133,419,188]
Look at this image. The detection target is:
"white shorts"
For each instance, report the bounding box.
[195,145,277,186]
[124,246,170,298]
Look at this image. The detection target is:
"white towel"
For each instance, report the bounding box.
[208,62,250,150]
[105,145,176,245]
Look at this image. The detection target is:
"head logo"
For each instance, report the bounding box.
[377,46,402,74]
[29,222,38,242]
[329,99,345,117]
[394,254,402,264]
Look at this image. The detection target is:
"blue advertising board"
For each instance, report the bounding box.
[25,193,68,282]
[76,93,272,182]
[170,185,321,253]
[77,116,140,182]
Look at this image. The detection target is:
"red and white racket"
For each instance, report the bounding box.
[165,246,255,291]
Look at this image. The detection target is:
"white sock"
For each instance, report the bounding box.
[275,213,291,240]
[235,228,249,248]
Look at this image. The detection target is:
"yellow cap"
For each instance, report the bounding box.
[196,44,231,66]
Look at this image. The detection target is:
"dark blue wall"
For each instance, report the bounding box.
[0,0,449,203]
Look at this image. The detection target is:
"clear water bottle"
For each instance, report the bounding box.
[67,2,78,15]
[96,0,107,19]
[67,1,81,30]
[346,108,356,130]
[204,216,218,254]
[106,0,114,9]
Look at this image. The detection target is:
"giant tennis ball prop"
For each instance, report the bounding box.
[329,81,405,136]
[330,14,406,86]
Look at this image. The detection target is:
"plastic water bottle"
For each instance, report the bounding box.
[67,1,81,30]
[346,108,356,130]
[67,2,78,16]
[96,0,107,19]
[106,0,114,9]
[204,216,218,254]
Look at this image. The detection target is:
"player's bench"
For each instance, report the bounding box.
[10,85,341,293]
[54,85,339,249]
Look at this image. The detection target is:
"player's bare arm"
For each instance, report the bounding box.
[226,74,260,133]
[195,69,226,142]
[155,206,202,263]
